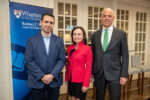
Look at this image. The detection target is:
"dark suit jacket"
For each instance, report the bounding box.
[25,33,66,89]
[91,27,129,81]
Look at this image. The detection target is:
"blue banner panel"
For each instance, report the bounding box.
[9,2,53,100]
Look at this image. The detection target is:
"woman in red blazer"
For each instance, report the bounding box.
[65,26,93,100]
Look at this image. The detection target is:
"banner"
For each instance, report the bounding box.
[9,2,53,100]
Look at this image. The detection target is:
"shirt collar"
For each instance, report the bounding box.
[41,31,51,38]
[102,26,113,31]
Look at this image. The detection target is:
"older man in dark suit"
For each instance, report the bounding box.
[91,8,129,100]
[25,13,65,100]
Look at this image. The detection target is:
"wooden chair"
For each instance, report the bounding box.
[127,67,142,97]
[131,55,150,94]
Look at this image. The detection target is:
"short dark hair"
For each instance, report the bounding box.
[71,26,87,45]
[41,13,55,21]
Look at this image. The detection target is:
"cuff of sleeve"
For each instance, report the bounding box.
[121,74,128,78]
[83,82,90,88]
[51,73,58,82]
[36,74,45,81]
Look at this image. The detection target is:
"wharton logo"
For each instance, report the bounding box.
[13,9,41,20]
[14,9,21,18]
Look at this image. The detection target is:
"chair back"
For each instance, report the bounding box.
[131,55,141,67]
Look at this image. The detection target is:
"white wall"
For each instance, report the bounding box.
[0,0,13,100]
[146,12,150,66]
[118,0,150,9]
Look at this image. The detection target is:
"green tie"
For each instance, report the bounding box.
[103,29,108,51]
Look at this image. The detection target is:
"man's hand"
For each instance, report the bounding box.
[41,76,47,84]
[41,74,54,85]
[120,77,127,85]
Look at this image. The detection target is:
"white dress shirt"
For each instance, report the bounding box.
[101,26,113,46]
[41,32,51,54]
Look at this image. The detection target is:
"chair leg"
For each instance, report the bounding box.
[66,86,69,100]
[137,73,141,95]
[137,73,141,86]
[141,72,144,94]
[93,82,96,100]
[130,75,133,88]
[123,84,126,98]
[127,75,130,98]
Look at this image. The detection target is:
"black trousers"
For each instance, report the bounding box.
[32,85,60,100]
[94,74,121,100]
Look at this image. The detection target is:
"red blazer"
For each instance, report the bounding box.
[65,41,93,87]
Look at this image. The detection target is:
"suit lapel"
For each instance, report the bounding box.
[97,29,104,52]
[37,33,47,56]
[48,34,55,57]
[106,27,117,51]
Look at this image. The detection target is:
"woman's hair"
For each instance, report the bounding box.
[71,26,87,45]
